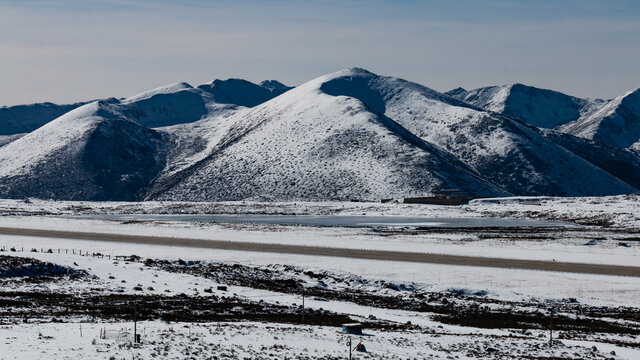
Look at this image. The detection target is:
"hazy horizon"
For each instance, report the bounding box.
[2,0,639,106]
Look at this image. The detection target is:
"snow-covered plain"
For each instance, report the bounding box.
[1,237,638,359]
[2,193,639,226]
[1,196,639,358]
[4,320,636,360]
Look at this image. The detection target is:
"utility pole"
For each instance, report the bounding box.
[348,336,352,360]
[134,306,138,344]
[549,308,554,347]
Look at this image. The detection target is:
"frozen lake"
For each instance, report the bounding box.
[68,214,569,228]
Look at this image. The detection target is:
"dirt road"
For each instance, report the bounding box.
[0,226,638,277]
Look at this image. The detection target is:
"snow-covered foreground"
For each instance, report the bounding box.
[3,321,635,360]
[0,196,638,304]
[1,234,638,306]
[0,197,639,358]
[1,245,638,359]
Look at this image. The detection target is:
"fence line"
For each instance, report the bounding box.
[0,245,115,260]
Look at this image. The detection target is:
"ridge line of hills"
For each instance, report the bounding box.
[1,68,639,201]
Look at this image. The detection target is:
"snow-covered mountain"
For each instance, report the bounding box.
[0,134,25,147]
[196,78,290,108]
[0,99,125,147]
[314,70,634,197]
[558,88,640,148]
[0,101,95,136]
[116,82,210,128]
[1,69,638,201]
[541,130,640,191]
[0,77,294,200]
[148,69,506,201]
[0,78,291,137]
[0,101,169,200]
[446,83,599,129]
[148,69,637,201]
[449,84,640,149]
[259,80,294,95]
[114,78,293,128]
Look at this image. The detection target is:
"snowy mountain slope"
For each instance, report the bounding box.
[0,101,169,200]
[0,100,105,135]
[542,130,640,191]
[0,78,291,137]
[317,69,636,196]
[133,80,282,180]
[197,78,289,108]
[259,80,294,95]
[0,133,25,147]
[148,69,508,201]
[443,87,468,98]
[149,68,637,201]
[0,77,293,201]
[114,79,292,128]
[558,88,640,148]
[154,108,246,180]
[117,82,211,128]
[1,69,638,201]
[447,83,600,129]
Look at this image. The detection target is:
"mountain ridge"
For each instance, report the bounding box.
[1,68,639,201]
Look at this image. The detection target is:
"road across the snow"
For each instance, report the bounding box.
[0,226,638,277]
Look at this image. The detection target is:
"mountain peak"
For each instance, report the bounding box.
[259,80,290,90]
[2,69,640,201]
[558,86,640,148]
[209,78,253,86]
[126,82,194,102]
[197,78,284,108]
[451,83,591,128]
[337,67,378,77]
[444,87,467,97]
[622,87,640,98]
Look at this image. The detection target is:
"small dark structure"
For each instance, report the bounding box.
[216,285,228,291]
[403,189,470,205]
[342,323,363,335]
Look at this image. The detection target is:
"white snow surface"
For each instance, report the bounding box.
[1,213,638,268]
[1,196,639,358]
[448,83,598,129]
[0,100,93,135]
[0,102,107,176]
[559,88,640,148]
[0,195,639,305]
[5,320,635,359]
[0,101,168,200]
[124,81,195,102]
[0,133,25,147]
[0,225,638,358]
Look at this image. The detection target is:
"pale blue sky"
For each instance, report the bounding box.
[1,0,639,105]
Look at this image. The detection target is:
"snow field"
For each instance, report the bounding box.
[2,234,638,307]
[0,214,638,267]
[1,247,638,359]
[5,320,630,360]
